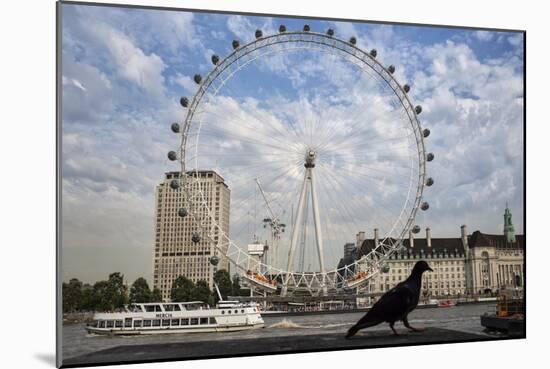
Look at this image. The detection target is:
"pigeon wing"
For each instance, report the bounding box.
[367,282,416,322]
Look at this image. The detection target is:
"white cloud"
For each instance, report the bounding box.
[474,30,494,42]
[172,73,197,93]
[227,15,256,41]
[96,23,167,97]
[507,34,523,46]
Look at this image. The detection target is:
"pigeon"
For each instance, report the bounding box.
[346,260,433,338]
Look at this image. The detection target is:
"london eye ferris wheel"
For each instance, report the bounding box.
[166,24,434,296]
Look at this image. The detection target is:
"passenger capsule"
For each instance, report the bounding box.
[279,25,286,33]
[192,233,201,243]
[349,37,357,45]
[427,152,435,162]
[255,29,263,39]
[381,265,390,273]
[209,256,219,266]
[211,55,220,65]
[388,65,395,74]
[326,28,334,37]
[415,105,423,115]
[370,49,377,58]
[180,97,189,107]
[423,128,431,138]
[178,208,188,218]
[412,225,421,234]
[426,177,434,186]
[194,74,202,84]
[171,123,180,133]
[169,179,179,190]
[403,84,410,93]
[421,202,430,211]
[232,40,240,49]
[167,151,177,161]
[303,24,310,32]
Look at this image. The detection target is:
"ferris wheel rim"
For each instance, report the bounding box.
[175,29,428,291]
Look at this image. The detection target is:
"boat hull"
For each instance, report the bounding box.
[86,322,265,336]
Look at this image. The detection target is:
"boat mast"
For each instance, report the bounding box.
[214,283,223,302]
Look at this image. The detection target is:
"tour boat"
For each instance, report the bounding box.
[437,299,456,308]
[85,300,265,335]
[418,299,439,308]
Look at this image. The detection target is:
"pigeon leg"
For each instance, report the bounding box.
[403,316,424,332]
[389,322,400,336]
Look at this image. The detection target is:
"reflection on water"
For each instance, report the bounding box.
[63,303,495,360]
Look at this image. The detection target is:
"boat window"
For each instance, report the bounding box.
[209,317,216,324]
[164,304,181,312]
[129,304,143,313]
[152,319,161,327]
[90,320,98,327]
[115,320,123,328]
[124,318,132,327]
[134,320,142,328]
[182,318,189,325]
[241,310,245,314]
[106,320,114,328]
[200,318,208,325]
[143,320,152,327]
[99,321,106,328]
[221,310,225,314]
[171,319,180,326]
[162,319,170,327]
[190,318,199,325]
[234,310,238,314]
[228,310,231,314]
[145,305,162,312]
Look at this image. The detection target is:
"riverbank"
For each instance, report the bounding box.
[63,312,94,325]
[261,300,494,317]
[62,327,505,367]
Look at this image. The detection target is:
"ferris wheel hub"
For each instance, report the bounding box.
[304,149,317,168]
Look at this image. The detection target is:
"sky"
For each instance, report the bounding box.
[61,3,524,284]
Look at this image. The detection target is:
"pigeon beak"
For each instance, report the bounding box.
[427,267,433,272]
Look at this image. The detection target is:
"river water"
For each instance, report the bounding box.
[62,303,497,360]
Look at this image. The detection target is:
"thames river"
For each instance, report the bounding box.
[62,302,497,360]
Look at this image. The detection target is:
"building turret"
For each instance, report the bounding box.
[426,227,432,248]
[503,203,516,243]
[461,225,469,254]
[356,231,365,247]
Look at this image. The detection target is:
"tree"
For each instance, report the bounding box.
[62,278,82,313]
[213,269,232,301]
[171,276,195,302]
[151,288,163,302]
[92,280,110,312]
[129,277,152,303]
[106,272,128,310]
[90,273,128,312]
[193,280,213,305]
[79,283,96,311]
